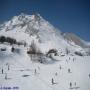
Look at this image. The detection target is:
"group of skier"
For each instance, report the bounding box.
[1,63,10,80]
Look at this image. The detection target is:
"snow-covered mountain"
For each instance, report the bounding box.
[63,32,90,48]
[0,13,90,90]
[0,13,90,55]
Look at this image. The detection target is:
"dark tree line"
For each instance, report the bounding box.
[0,36,16,44]
[0,36,26,46]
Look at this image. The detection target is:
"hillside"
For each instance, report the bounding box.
[0,13,90,90]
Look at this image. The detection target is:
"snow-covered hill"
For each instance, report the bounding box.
[0,13,90,54]
[0,13,90,90]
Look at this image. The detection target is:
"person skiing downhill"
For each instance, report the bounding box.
[89,74,90,77]
[6,63,10,70]
[2,68,3,74]
[34,69,37,75]
[52,78,54,85]
[5,73,7,80]
[70,82,72,88]
[68,68,71,73]
[59,65,62,70]
[75,82,76,86]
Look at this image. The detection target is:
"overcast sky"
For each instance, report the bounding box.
[0,0,89,41]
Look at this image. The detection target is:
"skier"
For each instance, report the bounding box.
[8,65,10,71]
[74,82,76,86]
[69,57,70,60]
[70,82,72,88]
[5,73,7,80]
[68,68,71,73]
[66,59,68,63]
[38,66,40,70]
[34,69,37,75]
[6,63,10,70]
[59,65,62,70]
[55,72,58,76]
[52,78,54,85]
[11,47,15,52]
[89,74,90,78]
[1,68,3,74]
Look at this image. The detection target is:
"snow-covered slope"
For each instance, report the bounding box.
[0,13,90,90]
[63,32,90,48]
[0,44,90,90]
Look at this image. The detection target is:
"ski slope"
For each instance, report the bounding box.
[0,13,90,90]
[0,45,90,90]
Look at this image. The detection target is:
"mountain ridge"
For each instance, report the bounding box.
[0,13,90,55]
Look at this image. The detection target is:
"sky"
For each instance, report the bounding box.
[0,0,89,41]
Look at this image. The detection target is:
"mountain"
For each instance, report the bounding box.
[63,32,90,48]
[0,13,90,55]
[0,13,90,90]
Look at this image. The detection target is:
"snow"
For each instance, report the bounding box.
[0,44,90,90]
[0,13,89,55]
[0,13,90,90]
